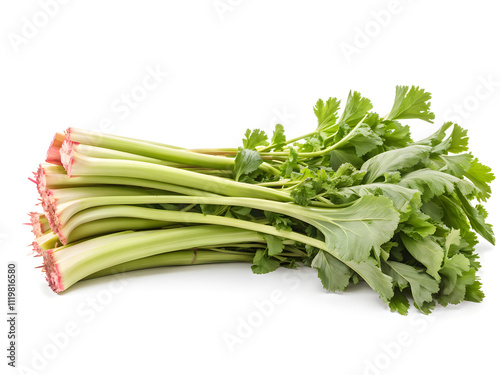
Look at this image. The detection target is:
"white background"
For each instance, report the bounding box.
[1,1,499,374]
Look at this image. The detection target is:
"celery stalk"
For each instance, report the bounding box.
[28,212,51,238]
[37,164,220,197]
[32,231,61,255]
[48,222,391,299]
[45,225,265,292]
[53,194,399,266]
[68,217,175,243]
[66,127,235,169]
[67,143,188,167]
[84,250,254,280]
[61,205,324,248]
[67,152,292,202]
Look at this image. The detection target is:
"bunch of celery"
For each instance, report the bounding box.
[28,86,495,314]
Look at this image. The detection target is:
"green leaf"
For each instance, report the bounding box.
[270,124,286,150]
[329,149,364,169]
[444,229,462,258]
[291,178,323,206]
[361,145,432,183]
[437,284,467,307]
[341,123,384,157]
[380,241,398,261]
[401,211,436,239]
[335,162,365,180]
[304,195,400,262]
[312,250,352,292]
[455,189,495,244]
[420,201,444,222]
[431,125,469,156]
[262,234,284,256]
[230,206,252,217]
[465,280,484,303]
[264,211,293,231]
[157,203,180,211]
[433,153,472,178]
[251,249,280,274]
[339,183,421,220]
[388,288,410,315]
[421,122,469,155]
[338,91,373,126]
[281,147,299,177]
[233,148,263,181]
[314,97,341,132]
[384,172,401,184]
[400,234,444,280]
[243,129,269,150]
[399,169,476,201]
[447,124,469,153]
[377,120,412,149]
[437,269,477,306]
[414,122,453,146]
[439,253,470,295]
[383,260,439,312]
[435,195,470,233]
[386,86,435,123]
[348,258,394,303]
[301,134,324,152]
[418,300,437,315]
[464,158,495,201]
[200,204,228,216]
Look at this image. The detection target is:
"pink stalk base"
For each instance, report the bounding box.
[32,241,43,256]
[31,233,60,256]
[28,212,45,238]
[34,165,68,244]
[46,133,65,165]
[42,249,64,293]
[60,129,78,176]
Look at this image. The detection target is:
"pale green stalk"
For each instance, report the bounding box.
[41,166,219,197]
[49,186,167,206]
[68,217,175,243]
[50,226,265,291]
[70,143,187,167]
[68,152,292,202]
[84,250,255,280]
[55,195,347,231]
[67,128,235,169]
[259,115,367,158]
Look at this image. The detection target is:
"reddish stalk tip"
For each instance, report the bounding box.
[42,249,64,293]
[60,137,78,177]
[31,241,43,256]
[45,133,65,166]
[28,212,44,238]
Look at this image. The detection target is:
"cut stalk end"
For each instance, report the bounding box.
[46,132,65,166]
[43,249,65,293]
